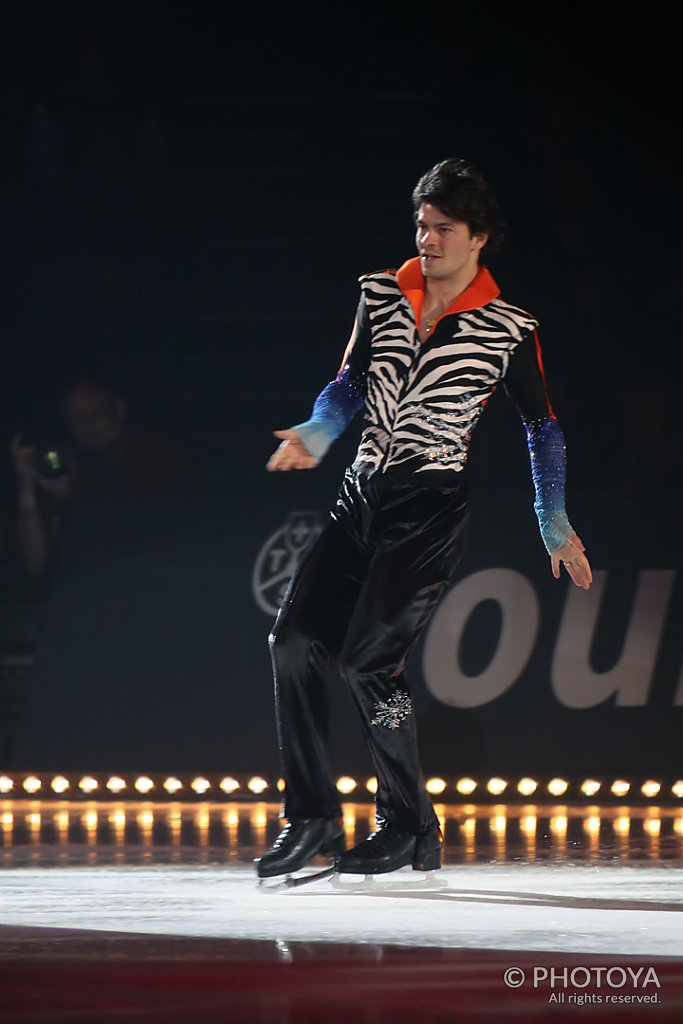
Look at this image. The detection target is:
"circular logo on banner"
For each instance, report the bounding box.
[252,511,324,615]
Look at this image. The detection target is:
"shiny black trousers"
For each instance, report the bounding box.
[269,469,470,835]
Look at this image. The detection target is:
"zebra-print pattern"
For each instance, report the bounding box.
[353,271,538,476]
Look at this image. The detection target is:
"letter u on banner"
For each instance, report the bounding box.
[423,569,539,708]
[552,570,675,708]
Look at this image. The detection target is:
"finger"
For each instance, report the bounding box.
[551,553,561,579]
[570,567,591,590]
[570,534,586,553]
[266,450,287,471]
[268,456,292,472]
[565,555,592,589]
[267,438,295,469]
[273,429,300,440]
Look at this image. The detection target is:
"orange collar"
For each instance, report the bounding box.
[395,257,500,330]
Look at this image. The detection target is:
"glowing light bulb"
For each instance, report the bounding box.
[247,777,268,794]
[23,777,42,794]
[107,777,126,793]
[610,780,630,797]
[79,777,99,793]
[581,779,601,797]
[220,777,240,793]
[456,778,477,795]
[487,778,507,796]
[426,778,446,795]
[547,778,568,796]
[135,777,155,794]
[641,780,661,798]
[336,776,357,794]
[191,777,210,794]
[517,778,537,796]
[51,776,70,793]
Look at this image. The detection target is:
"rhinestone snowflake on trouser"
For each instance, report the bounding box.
[370,690,414,729]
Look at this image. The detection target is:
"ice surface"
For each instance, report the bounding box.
[1,862,681,957]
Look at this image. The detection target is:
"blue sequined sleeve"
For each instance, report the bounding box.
[524,416,574,553]
[292,365,366,460]
[503,329,575,553]
[291,296,371,460]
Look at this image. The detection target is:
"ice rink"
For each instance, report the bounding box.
[1,861,682,958]
[1,800,681,1021]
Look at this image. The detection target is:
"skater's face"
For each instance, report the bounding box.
[415,203,487,282]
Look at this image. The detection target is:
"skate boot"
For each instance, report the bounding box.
[334,822,442,875]
[255,818,345,879]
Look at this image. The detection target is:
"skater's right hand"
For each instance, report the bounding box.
[267,429,317,471]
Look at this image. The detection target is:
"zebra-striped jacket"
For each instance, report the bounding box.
[293,257,574,553]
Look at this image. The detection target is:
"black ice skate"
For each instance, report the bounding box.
[334,822,443,875]
[255,818,345,883]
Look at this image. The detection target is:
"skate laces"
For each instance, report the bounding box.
[272,820,316,851]
[272,822,299,850]
[363,825,408,852]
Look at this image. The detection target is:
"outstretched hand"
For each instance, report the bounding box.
[267,429,317,472]
[551,534,592,589]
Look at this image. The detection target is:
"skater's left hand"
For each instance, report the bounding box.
[551,534,592,589]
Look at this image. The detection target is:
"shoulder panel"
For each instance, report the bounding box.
[487,297,539,338]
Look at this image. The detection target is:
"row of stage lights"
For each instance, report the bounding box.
[1,773,682,800]
[3,810,682,836]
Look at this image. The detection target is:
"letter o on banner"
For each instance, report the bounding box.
[423,569,539,708]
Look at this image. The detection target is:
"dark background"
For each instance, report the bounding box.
[1,1,681,774]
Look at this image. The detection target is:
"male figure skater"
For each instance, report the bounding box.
[256,158,592,879]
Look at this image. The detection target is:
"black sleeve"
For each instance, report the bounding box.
[502,329,553,422]
[341,295,372,393]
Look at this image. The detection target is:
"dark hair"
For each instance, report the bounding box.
[412,158,503,264]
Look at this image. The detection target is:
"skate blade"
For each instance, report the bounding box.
[331,869,449,893]
[258,865,335,892]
